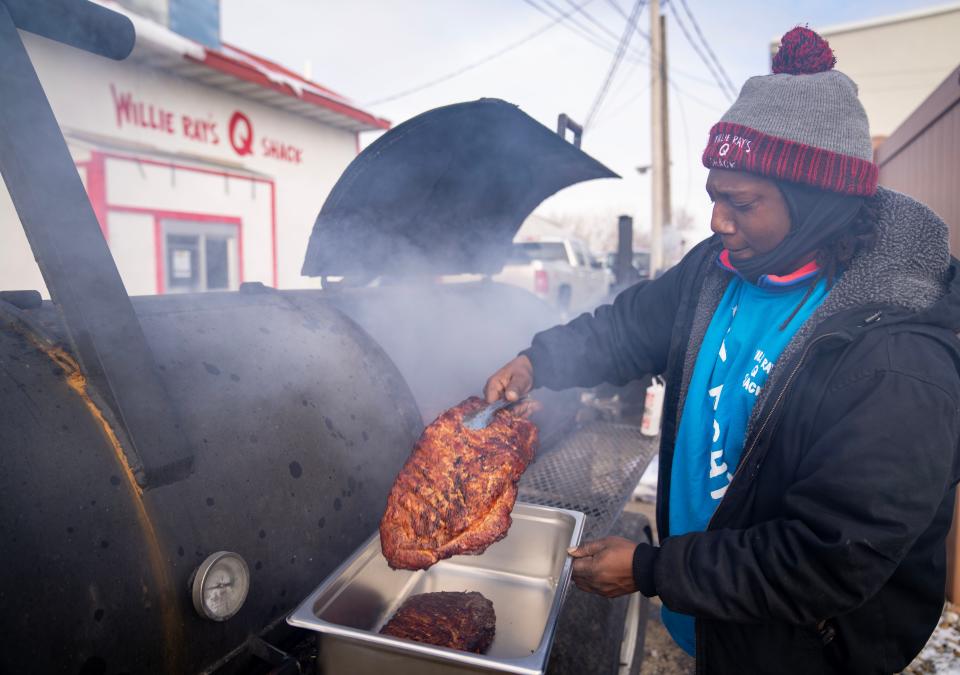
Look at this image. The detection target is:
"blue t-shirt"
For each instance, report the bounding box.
[662,266,829,656]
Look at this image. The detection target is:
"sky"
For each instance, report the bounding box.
[221,0,942,253]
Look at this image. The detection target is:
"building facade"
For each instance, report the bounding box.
[1,2,388,297]
[769,3,960,143]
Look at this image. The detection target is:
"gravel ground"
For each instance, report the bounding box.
[639,596,696,675]
[904,604,960,675]
[626,500,695,675]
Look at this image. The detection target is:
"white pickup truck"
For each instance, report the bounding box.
[495,238,612,313]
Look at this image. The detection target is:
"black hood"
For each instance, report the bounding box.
[301,99,618,278]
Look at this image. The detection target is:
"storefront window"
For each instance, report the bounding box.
[162,220,239,293]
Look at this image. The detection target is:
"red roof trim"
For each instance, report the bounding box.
[190,49,390,131]
[220,42,346,101]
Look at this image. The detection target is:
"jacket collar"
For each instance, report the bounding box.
[716,249,821,289]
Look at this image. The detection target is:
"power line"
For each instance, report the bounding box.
[601,0,650,42]
[605,0,726,92]
[592,55,643,125]
[672,80,727,112]
[584,0,646,130]
[589,77,649,130]
[675,0,738,97]
[669,79,693,213]
[666,0,734,101]
[551,0,733,97]
[563,0,650,47]
[362,0,593,106]
[521,0,624,56]
[525,0,650,64]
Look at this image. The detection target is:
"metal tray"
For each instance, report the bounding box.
[287,502,585,675]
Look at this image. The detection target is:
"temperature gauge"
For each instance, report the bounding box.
[191,551,250,621]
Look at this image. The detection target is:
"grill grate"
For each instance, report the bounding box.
[519,421,658,539]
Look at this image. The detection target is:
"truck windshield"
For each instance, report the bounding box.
[509,242,568,263]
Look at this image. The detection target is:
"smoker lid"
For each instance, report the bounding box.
[301,99,618,278]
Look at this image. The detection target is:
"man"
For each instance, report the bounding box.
[484,28,960,673]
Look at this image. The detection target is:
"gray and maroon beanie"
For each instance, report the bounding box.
[702,27,877,196]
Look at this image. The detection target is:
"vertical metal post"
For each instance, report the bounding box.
[660,13,672,238]
[0,0,192,487]
[616,215,638,288]
[650,0,671,277]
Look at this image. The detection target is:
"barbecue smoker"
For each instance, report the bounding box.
[0,2,656,674]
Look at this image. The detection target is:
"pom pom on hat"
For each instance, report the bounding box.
[772,27,836,75]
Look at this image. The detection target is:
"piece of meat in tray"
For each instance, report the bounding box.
[379,591,496,653]
[380,396,538,570]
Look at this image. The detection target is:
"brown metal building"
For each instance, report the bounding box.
[877,64,960,250]
[877,64,960,602]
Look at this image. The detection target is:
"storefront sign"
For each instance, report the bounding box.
[110,84,303,164]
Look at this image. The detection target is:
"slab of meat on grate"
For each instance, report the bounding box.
[379,591,496,653]
[380,396,538,570]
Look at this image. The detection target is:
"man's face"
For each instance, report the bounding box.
[706,169,791,262]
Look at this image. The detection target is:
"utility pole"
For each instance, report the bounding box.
[649,0,671,277]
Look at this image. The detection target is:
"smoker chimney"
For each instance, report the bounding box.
[615,215,640,290]
[113,0,221,48]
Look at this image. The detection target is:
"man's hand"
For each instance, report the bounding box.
[568,536,638,598]
[483,356,540,417]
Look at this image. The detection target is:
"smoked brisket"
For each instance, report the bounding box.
[379,591,495,653]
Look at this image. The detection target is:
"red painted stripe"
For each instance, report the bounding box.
[270,182,278,288]
[192,50,390,131]
[154,217,165,295]
[83,152,109,241]
[110,205,243,223]
[237,220,245,284]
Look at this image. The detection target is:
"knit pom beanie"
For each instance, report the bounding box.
[701,27,877,196]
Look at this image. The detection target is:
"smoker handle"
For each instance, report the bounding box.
[556,114,583,149]
[0,0,193,488]
[2,0,135,61]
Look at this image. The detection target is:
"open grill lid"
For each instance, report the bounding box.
[301,99,618,278]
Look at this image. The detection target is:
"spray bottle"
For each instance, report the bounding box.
[641,376,665,437]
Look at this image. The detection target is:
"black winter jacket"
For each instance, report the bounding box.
[523,189,960,674]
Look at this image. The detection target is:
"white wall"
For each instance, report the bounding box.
[108,210,156,296]
[819,7,960,138]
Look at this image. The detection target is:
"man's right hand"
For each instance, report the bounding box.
[484,355,535,410]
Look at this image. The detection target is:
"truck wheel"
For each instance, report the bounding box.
[546,511,651,675]
[556,285,572,310]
